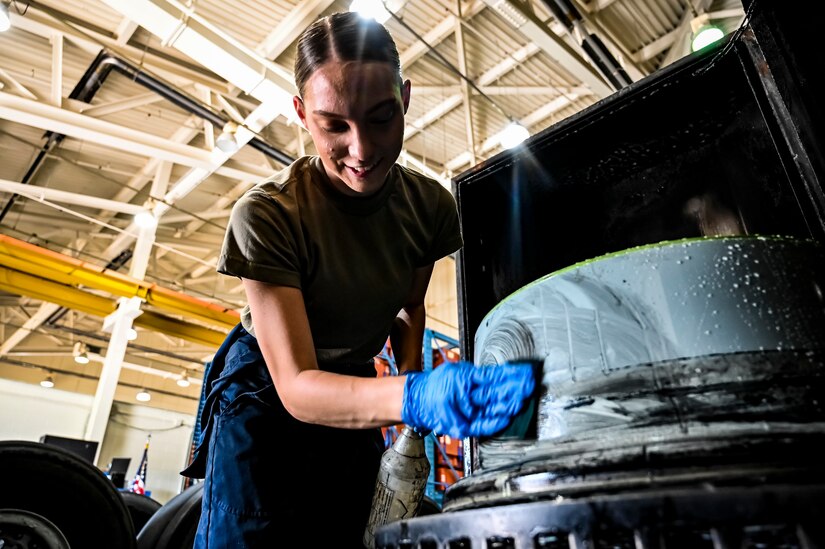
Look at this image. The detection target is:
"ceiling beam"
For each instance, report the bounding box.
[0,178,146,215]
[633,27,680,63]
[480,0,613,97]
[660,0,714,68]
[9,7,230,92]
[0,68,39,100]
[0,302,61,356]
[114,17,140,46]
[399,0,487,68]
[413,85,591,96]
[444,89,589,171]
[455,0,478,166]
[405,43,541,141]
[255,0,338,60]
[100,0,295,106]
[585,0,618,12]
[50,33,63,108]
[0,91,271,182]
[67,90,183,118]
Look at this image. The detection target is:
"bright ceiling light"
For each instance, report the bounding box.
[0,4,11,32]
[499,122,530,149]
[215,121,240,153]
[176,373,191,388]
[40,375,55,388]
[73,341,90,364]
[127,328,138,341]
[349,0,392,23]
[691,25,725,52]
[136,388,152,402]
[134,210,157,229]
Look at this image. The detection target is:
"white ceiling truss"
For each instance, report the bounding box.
[0,0,745,410]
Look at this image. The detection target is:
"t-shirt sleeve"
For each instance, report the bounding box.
[216,190,303,289]
[422,185,464,265]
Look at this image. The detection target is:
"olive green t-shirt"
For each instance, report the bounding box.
[217,156,463,364]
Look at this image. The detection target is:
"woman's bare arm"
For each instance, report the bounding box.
[390,264,434,374]
[243,278,406,428]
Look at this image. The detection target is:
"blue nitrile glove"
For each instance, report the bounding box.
[398,371,432,437]
[401,361,536,439]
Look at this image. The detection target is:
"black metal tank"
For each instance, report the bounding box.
[376,2,825,547]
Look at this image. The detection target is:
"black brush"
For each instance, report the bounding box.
[492,359,544,440]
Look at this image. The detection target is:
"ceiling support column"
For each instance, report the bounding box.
[83,294,142,463]
[50,33,63,107]
[455,1,477,166]
[83,170,168,464]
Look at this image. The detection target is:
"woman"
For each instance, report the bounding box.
[183,12,535,548]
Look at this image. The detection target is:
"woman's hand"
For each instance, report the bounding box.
[400,361,536,438]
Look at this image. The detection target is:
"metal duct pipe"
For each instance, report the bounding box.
[0,49,294,222]
[539,0,633,90]
[74,52,295,165]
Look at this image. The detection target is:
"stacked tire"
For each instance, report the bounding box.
[135,483,202,549]
[0,441,136,548]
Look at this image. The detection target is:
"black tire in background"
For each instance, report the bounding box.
[0,508,71,549]
[0,441,136,549]
[137,482,203,549]
[120,491,163,536]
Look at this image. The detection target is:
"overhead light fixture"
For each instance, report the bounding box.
[40,375,55,388]
[134,210,157,229]
[127,327,138,341]
[349,0,392,23]
[215,121,240,153]
[499,122,530,149]
[135,388,152,402]
[0,4,10,32]
[690,14,725,52]
[691,25,725,52]
[73,341,90,365]
[176,372,191,388]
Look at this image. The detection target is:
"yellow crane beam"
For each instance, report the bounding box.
[0,234,239,329]
[0,266,228,347]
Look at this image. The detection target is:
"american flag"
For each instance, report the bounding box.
[129,436,150,495]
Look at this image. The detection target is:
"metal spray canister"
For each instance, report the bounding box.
[363,426,430,548]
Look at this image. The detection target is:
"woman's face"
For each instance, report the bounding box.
[294,60,411,196]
